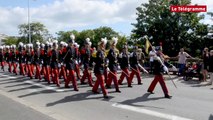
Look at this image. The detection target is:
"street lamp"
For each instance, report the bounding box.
[28,0,31,43]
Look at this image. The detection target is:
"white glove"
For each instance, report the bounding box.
[106,67,110,71]
[58,63,61,68]
[118,65,121,70]
[41,61,43,64]
[75,60,78,64]
[163,66,169,73]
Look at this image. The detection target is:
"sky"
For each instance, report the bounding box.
[0,0,212,37]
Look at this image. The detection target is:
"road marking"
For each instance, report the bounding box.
[24,81,65,92]
[112,103,193,120]
[0,74,17,79]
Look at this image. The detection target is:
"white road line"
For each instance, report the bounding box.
[24,81,65,92]
[0,74,17,79]
[112,103,193,120]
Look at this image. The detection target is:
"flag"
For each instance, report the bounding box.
[145,38,152,54]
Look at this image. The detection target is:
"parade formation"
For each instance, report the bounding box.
[0,33,183,99]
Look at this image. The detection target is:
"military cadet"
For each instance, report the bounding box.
[92,38,109,98]
[74,42,81,80]
[0,46,4,71]
[40,43,46,77]
[25,44,33,79]
[105,37,121,92]
[118,45,131,87]
[33,41,42,80]
[43,42,51,83]
[64,34,79,91]
[59,42,67,82]
[10,45,18,75]
[17,42,25,76]
[50,40,60,87]
[147,47,172,99]
[5,46,11,72]
[129,46,143,85]
[80,38,93,87]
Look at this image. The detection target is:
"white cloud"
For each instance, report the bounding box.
[0,0,145,36]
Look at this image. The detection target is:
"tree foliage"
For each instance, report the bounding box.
[132,0,209,56]
[2,37,18,45]
[18,22,49,44]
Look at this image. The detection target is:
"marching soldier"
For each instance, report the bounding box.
[92,38,109,98]
[129,46,142,85]
[50,40,60,87]
[80,38,93,87]
[147,47,172,98]
[5,46,11,72]
[40,43,46,77]
[43,42,51,83]
[105,37,121,92]
[25,44,33,79]
[10,45,18,75]
[74,42,81,80]
[33,41,42,80]
[118,45,131,87]
[59,42,67,82]
[17,42,26,76]
[64,34,79,91]
[0,46,4,71]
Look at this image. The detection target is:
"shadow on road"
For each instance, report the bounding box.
[119,93,165,109]
[209,114,213,120]
[46,91,113,107]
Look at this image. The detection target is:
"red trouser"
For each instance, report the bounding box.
[65,70,78,90]
[148,75,169,95]
[45,66,51,83]
[31,64,34,75]
[1,62,4,70]
[40,66,46,77]
[104,68,108,83]
[52,68,60,87]
[19,63,25,76]
[75,65,81,79]
[81,68,93,87]
[92,74,108,96]
[106,71,119,91]
[129,67,142,84]
[12,63,17,74]
[27,64,33,78]
[35,65,41,80]
[59,65,67,82]
[118,68,131,86]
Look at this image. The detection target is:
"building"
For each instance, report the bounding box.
[0,34,8,45]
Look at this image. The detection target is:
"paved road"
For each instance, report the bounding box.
[0,70,213,120]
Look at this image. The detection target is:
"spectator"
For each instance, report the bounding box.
[202,47,209,82]
[177,48,192,76]
[149,46,156,74]
[208,50,213,85]
[137,48,145,66]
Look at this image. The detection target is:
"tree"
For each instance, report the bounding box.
[18,22,49,44]
[132,0,208,56]
[2,37,18,45]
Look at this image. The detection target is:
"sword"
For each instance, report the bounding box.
[167,72,177,88]
[121,70,129,77]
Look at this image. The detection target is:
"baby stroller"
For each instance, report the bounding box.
[183,61,203,81]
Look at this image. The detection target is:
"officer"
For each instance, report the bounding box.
[64,34,79,91]
[105,37,120,92]
[92,38,109,98]
[147,47,172,99]
[118,45,131,87]
[80,38,93,87]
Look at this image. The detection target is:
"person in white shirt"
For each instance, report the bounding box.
[149,46,156,74]
[177,48,192,76]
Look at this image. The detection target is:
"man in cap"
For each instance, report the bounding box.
[64,34,79,91]
[5,46,11,72]
[59,41,67,82]
[105,37,121,92]
[33,41,42,80]
[80,38,93,87]
[147,47,172,98]
[129,46,143,86]
[0,46,4,71]
[10,45,18,75]
[17,42,26,75]
[49,40,60,87]
[92,37,109,98]
[118,45,131,87]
